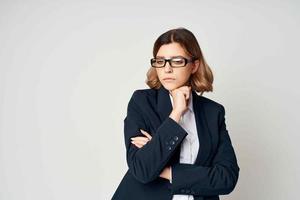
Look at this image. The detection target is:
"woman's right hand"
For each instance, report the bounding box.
[169,85,191,122]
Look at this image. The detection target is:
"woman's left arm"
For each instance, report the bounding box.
[170,105,240,196]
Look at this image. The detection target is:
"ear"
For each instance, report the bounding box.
[191,59,200,74]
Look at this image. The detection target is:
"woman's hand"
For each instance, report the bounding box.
[159,166,171,181]
[169,85,191,123]
[130,129,171,181]
[170,85,191,115]
[130,129,152,148]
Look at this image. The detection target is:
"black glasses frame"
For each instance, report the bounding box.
[150,56,197,68]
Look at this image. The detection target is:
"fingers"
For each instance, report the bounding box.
[131,135,151,148]
[132,142,143,148]
[131,136,150,142]
[179,85,191,91]
[131,138,143,148]
[140,129,152,140]
[131,139,147,148]
[130,129,153,149]
[130,129,152,149]
[178,86,191,100]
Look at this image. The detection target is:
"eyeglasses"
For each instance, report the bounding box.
[150,56,197,68]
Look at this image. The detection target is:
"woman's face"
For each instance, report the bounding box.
[155,42,199,91]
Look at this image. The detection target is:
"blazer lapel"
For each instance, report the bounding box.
[192,91,213,166]
[156,85,213,166]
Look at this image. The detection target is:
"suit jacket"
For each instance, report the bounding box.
[112,85,240,200]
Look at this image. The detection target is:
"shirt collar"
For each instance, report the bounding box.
[168,91,193,113]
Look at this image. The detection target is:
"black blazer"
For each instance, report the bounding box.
[112,86,240,200]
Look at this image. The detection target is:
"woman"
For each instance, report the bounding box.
[112,27,240,200]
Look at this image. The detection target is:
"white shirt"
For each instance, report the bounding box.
[169,92,199,200]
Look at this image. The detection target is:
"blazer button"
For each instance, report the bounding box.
[167,146,172,151]
[170,140,175,145]
[180,189,185,193]
[173,136,179,141]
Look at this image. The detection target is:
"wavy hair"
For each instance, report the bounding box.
[146,27,214,95]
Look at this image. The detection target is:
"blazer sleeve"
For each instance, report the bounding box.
[170,105,240,196]
[124,90,188,184]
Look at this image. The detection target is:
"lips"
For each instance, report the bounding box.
[163,78,175,80]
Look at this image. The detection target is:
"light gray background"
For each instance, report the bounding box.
[0,0,299,199]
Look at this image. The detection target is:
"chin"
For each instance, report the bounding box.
[161,83,181,91]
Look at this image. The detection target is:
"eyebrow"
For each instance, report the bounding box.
[156,55,184,59]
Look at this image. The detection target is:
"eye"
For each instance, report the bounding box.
[155,59,165,64]
[172,58,184,64]
[157,60,164,64]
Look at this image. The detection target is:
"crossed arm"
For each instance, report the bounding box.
[131,129,172,181]
[124,91,240,196]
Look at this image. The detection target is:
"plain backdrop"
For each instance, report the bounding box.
[0,0,299,199]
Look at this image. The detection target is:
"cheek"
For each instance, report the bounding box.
[156,69,163,78]
[176,69,191,80]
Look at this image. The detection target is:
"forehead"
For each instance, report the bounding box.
[156,42,189,58]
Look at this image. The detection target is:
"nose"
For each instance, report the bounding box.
[164,61,173,73]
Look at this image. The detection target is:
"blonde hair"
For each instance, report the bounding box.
[146,27,213,96]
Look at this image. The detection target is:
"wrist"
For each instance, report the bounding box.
[169,110,182,123]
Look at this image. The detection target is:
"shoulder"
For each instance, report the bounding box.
[198,95,225,113]
[129,88,158,106]
[130,88,156,100]
[127,88,157,110]
[198,95,226,125]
